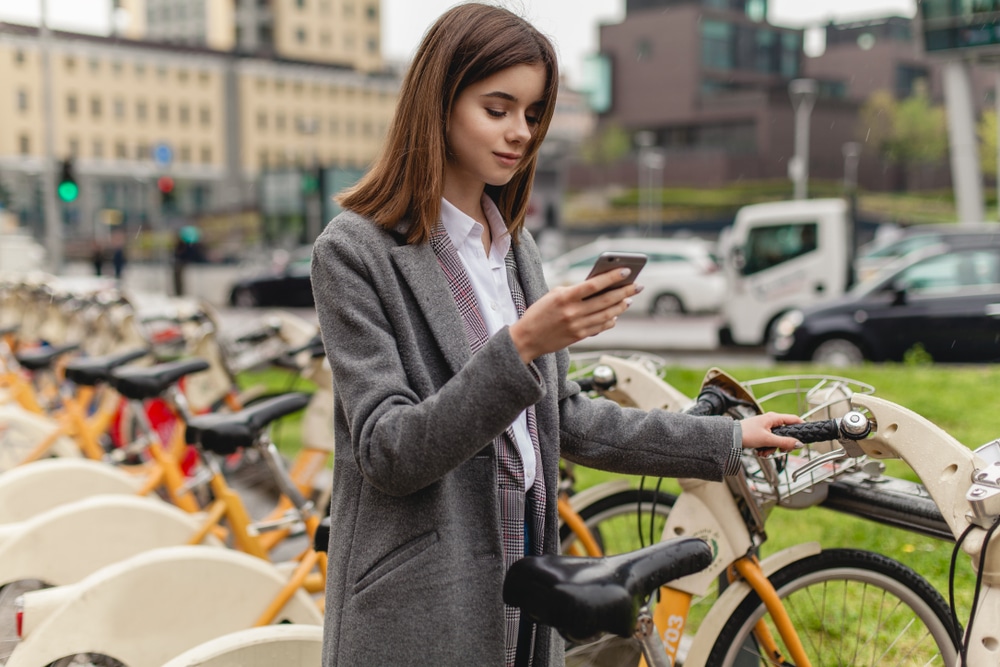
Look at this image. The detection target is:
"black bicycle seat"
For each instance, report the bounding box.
[15,343,81,371]
[503,537,712,642]
[185,392,311,455]
[110,357,209,400]
[64,348,150,386]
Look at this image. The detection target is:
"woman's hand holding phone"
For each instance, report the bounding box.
[510,252,647,363]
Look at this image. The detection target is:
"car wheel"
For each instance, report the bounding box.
[811,338,864,367]
[650,293,684,317]
[233,287,258,308]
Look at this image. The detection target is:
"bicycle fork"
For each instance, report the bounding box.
[646,556,811,667]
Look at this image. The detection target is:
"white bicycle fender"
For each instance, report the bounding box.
[0,457,143,523]
[7,545,324,667]
[682,542,822,667]
[0,494,220,588]
[566,479,633,513]
[161,624,323,667]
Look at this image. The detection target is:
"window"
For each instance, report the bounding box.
[636,38,653,61]
[296,0,306,7]
[180,145,192,163]
[179,105,190,125]
[136,100,148,121]
[14,49,24,65]
[257,111,268,129]
[114,98,125,119]
[93,139,103,158]
[136,143,149,160]
[91,96,102,118]
[367,37,378,53]
[158,102,169,123]
[701,20,733,71]
[259,150,269,169]
[200,107,210,125]
[115,141,128,159]
[68,138,79,156]
[67,94,78,116]
[296,28,307,44]
[276,113,286,131]
[366,3,377,20]
[780,32,801,78]
[16,89,28,112]
[321,31,332,46]
[741,222,818,275]
[65,56,76,71]
[18,134,30,155]
[897,250,1000,293]
[200,146,212,164]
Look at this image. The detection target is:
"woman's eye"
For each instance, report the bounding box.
[526,115,540,126]
[486,108,506,118]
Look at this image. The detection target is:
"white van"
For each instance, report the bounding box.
[718,199,852,346]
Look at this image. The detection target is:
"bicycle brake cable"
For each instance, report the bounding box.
[960,516,1000,666]
[949,521,976,665]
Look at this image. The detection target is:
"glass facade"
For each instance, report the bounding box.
[921,0,1000,52]
[700,20,800,78]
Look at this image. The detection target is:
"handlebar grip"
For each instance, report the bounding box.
[772,419,840,443]
[575,377,595,392]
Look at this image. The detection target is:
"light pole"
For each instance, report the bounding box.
[788,79,818,200]
[40,0,64,273]
[635,130,661,227]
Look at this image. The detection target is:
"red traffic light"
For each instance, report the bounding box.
[157,176,175,194]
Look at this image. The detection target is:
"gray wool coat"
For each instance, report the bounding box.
[311,210,737,667]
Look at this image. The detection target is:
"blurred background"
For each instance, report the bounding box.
[1,0,997,309]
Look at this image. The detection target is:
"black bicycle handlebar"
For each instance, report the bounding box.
[772,420,842,442]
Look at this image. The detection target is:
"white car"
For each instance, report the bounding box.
[542,237,725,316]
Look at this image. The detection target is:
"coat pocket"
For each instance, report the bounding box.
[352,530,439,595]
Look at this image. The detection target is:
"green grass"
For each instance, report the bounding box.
[244,361,995,627]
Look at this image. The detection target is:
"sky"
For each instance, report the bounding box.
[0,0,918,86]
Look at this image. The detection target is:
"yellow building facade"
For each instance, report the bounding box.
[0,19,398,245]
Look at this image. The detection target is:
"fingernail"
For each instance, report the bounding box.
[634,284,645,294]
[624,298,633,307]
[619,268,631,278]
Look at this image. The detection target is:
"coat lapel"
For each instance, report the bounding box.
[390,241,472,376]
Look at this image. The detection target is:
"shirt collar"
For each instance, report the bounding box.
[440,194,512,260]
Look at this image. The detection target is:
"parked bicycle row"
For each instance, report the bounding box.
[2,274,999,665]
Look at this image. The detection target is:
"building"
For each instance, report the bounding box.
[578,0,993,193]
[136,0,382,71]
[0,17,397,254]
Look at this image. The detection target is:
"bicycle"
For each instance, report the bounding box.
[554,360,961,666]
[4,391,329,667]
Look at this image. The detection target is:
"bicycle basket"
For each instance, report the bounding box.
[737,374,875,511]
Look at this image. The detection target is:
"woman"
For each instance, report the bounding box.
[311,4,802,666]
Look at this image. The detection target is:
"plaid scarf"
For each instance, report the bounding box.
[429,222,546,667]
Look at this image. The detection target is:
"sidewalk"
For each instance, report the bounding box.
[64,261,246,308]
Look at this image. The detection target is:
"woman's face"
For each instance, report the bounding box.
[444,63,547,198]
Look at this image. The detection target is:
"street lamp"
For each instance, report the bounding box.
[788,78,818,200]
[634,131,662,227]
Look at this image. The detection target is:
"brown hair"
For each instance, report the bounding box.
[336,2,559,244]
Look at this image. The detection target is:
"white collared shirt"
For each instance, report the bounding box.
[440,195,536,490]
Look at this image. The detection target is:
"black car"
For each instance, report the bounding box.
[769,239,1000,365]
[229,256,314,308]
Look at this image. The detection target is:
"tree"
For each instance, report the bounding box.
[579,122,632,166]
[977,109,998,179]
[859,82,947,189]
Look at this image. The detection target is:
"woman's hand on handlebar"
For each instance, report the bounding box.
[739,412,803,454]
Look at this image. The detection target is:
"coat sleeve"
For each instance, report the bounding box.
[311,223,545,497]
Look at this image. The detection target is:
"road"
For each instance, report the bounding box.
[214,307,772,369]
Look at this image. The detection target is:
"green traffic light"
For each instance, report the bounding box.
[57,180,79,202]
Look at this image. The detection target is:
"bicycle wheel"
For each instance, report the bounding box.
[706,548,959,666]
[559,488,676,557]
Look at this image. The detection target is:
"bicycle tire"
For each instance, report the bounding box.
[705,548,959,666]
[559,488,677,557]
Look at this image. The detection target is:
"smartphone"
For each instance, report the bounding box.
[584,251,647,299]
